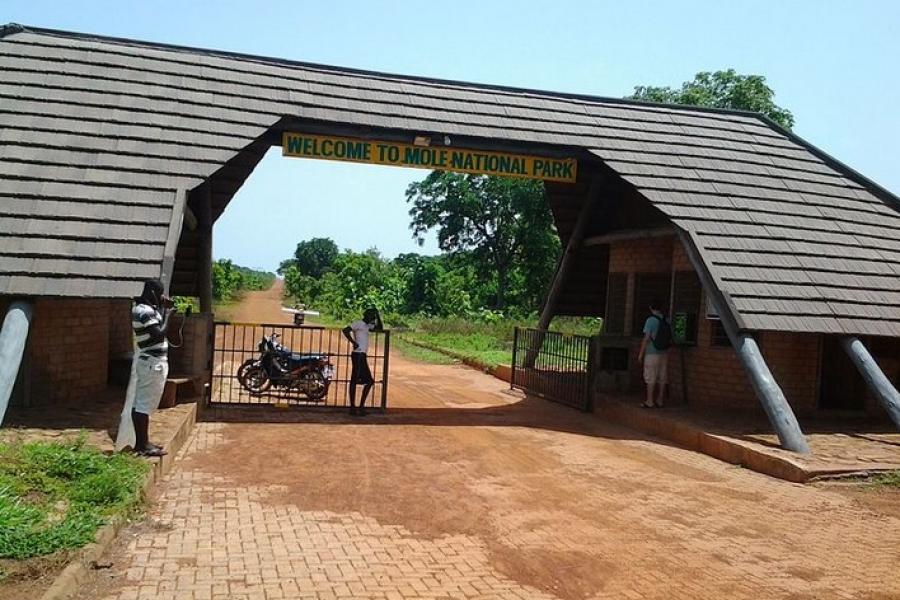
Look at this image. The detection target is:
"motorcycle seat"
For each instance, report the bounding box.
[289,353,326,365]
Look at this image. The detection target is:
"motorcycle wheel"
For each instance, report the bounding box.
[237,359,271,394]
[300,371,328,401]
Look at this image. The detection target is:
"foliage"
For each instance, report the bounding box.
[397,315,602,368]
[171,296,199,313]
[0,437,149,560]
[403,331,512,369]
[406,172,560,310]
[628,69,795,129]
[868,470,900,489]
[212,259,275,302]
[316,250,406,320]
[391,337,458,365]
[281,265,322,305]
[278,237,338,279]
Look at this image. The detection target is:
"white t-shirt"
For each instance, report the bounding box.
[350,320,375,353]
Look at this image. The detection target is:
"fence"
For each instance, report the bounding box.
[210,322,390,409]
[511,327,594,411]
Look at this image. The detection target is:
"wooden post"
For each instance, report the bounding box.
[526,178,602,367]
[677,230,810,454]
[0,300,33,426]
[841,336,900,429]
[161,189,187,295]
[197,184,213,314]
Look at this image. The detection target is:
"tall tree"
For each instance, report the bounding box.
[406,172,557,310]
[278,237,338,278]
[628,69,794,129]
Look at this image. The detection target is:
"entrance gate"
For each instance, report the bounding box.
[511,327,594,411]
[210,322,390,409]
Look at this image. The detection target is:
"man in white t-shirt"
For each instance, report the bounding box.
[341,307,383,416]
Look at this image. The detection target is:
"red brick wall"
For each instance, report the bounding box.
[608,236,674,274]
[760,331,821,415]
[108,299,133,356]
[609,237,674,336]
[28,299,110,404]
[666,295,759,412]
[599,235,828,417]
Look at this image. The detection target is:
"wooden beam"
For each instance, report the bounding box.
[525,177,603,367]
[841,336,900,430]
[538,178,602,328]
[196,184,213,314]
[183,205,198,231]
[583,226,675,247]
[677,229,810,454]
[0,300,32,426]
[160,189,186,295]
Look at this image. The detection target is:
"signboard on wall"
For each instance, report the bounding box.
[282,132,578,183]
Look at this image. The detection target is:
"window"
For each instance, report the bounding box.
[604,273,627,335]
[631,273,672,336]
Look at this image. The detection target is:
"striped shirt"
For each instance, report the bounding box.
[132,302,168,358]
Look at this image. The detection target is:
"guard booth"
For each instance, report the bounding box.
[210,322,390,409]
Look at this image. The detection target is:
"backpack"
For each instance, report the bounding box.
[651,315,672,351]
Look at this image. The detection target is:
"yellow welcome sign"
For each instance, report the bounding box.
[282,132,577,183]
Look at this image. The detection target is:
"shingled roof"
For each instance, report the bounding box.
[1,24,898,336]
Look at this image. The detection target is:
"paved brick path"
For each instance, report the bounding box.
[82,346,900,600]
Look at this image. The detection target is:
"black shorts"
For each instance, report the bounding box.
[350,352,374,384]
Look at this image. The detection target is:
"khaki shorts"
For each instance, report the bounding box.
[643,353,668,385]
[134,355,168,414]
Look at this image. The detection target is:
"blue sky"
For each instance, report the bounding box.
[5,1,899,271]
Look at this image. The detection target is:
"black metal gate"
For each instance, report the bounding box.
[210,322,390,409]
[511,327,594,411]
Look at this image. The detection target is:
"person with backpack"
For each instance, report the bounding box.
[638,297,672,408]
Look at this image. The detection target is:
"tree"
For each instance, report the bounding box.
[318,250,405,319]
[406,172,558,310]
[278,237,338,278]
[212,259,242,301]
[394,253,444,315]
[628,69,794,129]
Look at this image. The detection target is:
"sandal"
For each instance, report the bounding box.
[137,446,167,457]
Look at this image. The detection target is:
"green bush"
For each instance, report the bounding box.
[213,259,275,302]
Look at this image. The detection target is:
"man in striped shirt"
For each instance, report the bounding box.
[130,279,173,456]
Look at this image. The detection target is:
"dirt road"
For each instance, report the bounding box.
[78,284,900,600]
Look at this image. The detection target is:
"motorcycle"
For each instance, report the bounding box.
[236,333,334,400]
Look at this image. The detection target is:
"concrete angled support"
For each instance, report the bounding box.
[0,300,33,426]
[727,333,810,454]
[677,230,810,454]
[841,336,900,430]
[525,177,603,367]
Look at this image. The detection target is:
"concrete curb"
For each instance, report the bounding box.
[596,400,900,483]
[398,337,512,383]
[38,401,198,600]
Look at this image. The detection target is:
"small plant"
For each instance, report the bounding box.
[0,438,149,560]
[869,470,900,489]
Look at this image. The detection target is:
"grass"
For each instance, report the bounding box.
[392,336,459,365]
[868,470,900,489]
[0,436,149,564]
[397,315,602,369]
[401,332,513,369]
